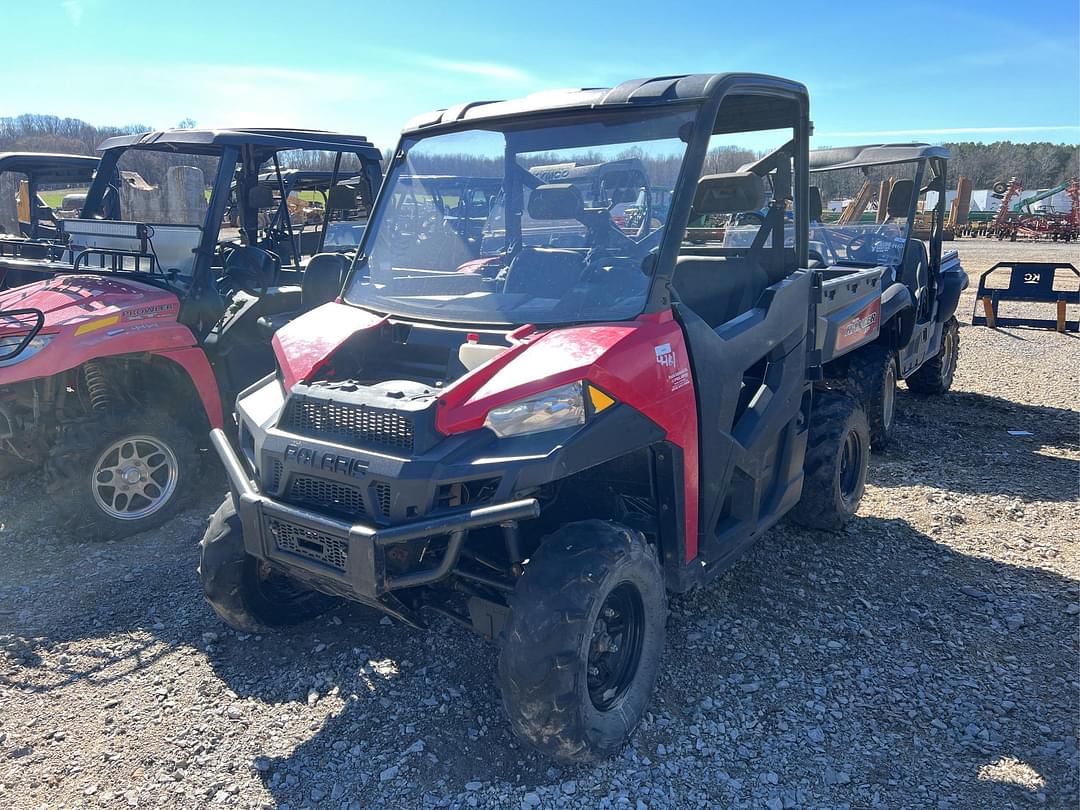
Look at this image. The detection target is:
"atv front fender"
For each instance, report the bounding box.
[151,347,225,429]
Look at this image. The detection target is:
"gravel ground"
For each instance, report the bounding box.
[1,239,1077,810]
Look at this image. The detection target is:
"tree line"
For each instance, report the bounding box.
[2,113,1076,192]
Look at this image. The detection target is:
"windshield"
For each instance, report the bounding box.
[808,160,921,266]
[710,159,926,266]
[344,109,692,325]
[114,150,220,228]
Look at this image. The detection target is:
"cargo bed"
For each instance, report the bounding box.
[815,265,886,364]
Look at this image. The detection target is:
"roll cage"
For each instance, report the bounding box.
[371,73,811,319]
[0,152,108,239]
[808,143,949,273]
[82,128,383,293]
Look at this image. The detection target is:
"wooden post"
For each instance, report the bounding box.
[982,296,996,328]
[1057,297,1067,333]
[953,176,972,227]
[876,177,893,224]
[838,179,873,225]
[16,179,30,224]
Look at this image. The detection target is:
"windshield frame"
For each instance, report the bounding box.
[344,104,701,327]
[808,156,932,269]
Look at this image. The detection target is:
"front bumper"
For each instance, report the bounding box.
[211,429,539,601]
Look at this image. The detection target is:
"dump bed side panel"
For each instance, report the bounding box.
[816,266,885,364]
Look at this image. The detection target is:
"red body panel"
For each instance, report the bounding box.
[437,310,701,560]
[272,301,387,390]
[0,275,223,427]
[271,302,702,561]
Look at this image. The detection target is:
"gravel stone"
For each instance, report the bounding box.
[0,240,1075,809]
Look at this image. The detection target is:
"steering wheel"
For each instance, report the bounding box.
[220,246,278,298]
[845,233,881,262]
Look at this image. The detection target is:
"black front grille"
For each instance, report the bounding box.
[266,516,348,571]
[374,483,392,517]
[282,398,415,452]
[287,475,366,518]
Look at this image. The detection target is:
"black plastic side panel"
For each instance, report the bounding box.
[936,252,967,324]
[675,270,812,582]
[881,281,915,348]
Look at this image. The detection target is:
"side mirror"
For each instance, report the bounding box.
[527,184,584,220]
[692,172,765,215]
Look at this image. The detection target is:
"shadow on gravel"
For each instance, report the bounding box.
[881,388,1079,501]
[0,513,212,693]
[214,512,1079,808]
[0,471,226,693]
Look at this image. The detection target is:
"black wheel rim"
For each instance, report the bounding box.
[587,582,645,711]
[839,428,863,504]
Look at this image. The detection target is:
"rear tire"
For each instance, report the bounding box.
[848,345,897,450]
[496,521,667,763]
[789,392,869,531]
[198,496,337,633]
[45,410,198,540]
[906,317,959,394]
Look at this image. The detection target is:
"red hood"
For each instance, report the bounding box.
[0,275,179,337]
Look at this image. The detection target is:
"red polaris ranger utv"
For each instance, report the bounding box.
[200,74,882,761]
[0,129,382,537]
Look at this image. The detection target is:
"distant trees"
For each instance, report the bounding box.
[2,113,1076,193]
[943,141,1078,189]
[0,114,149,157]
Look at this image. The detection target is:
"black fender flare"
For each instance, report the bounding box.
[881,282,915,347]
[936,264,968,324]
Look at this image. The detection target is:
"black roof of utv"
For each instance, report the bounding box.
[809,143,949,171]
[96,128,383,162]
[404,73,809,135]
[0,152,100,183]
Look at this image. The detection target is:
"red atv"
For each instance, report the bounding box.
[199,75,880,761]
[0,128,383,538]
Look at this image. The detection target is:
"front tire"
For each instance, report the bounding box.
[789,392,869,531]
[45,410,198,540]
[198,496,337,633]
[848,345,897,450]
[497,521,667,763]
[906,317,959,394]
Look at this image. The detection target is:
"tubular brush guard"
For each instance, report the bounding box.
[209,428,540,599]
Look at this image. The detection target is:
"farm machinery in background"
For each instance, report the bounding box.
[954,177,1079,241]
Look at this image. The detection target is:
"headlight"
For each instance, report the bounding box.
[483,381,589,438]
[0,334,53,368]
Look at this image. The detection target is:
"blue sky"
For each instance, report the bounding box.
[7,0,1079,151]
